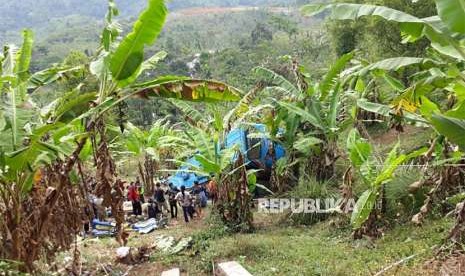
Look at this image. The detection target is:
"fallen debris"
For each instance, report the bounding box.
[161,268,181,276]
[374,254,416,276]
[153,235,193,254]
[132,217,168,234]
[171,237,193,254]
[153,236,175,252]
[215,261,252,276]
[115,246,151,265]
[92,219,116,237]
[116,247,133,265]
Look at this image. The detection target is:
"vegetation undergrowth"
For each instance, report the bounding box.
[148,214,453,275]
[283,176,339,226]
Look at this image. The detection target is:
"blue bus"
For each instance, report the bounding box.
[168,124,285,188]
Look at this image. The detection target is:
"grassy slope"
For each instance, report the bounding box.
[71,212,452,275]
[212,218,450,275]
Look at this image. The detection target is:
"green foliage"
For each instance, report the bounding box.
[305,1,465,60]
[308,0,465,156]
[14,30,33,82]
[120,119,176,157]
[351,189,377,229]
[431,114,465,150]
[356,57,439,76]
[385,168,426,219]
[192,211,230,249]
[434,0,465,34]
[319,51,353,100]
[302,3,423,24]
[274,53,354,142]
[323,0,436,61]
[346,128,372,168]
[0,29,95,198]
[110,0,167,84]
[253,66,301,99]
[346,129,424,229]
[0,260,25,276]
[284,176,338,225]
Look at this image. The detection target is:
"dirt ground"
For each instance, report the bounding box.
[56,211,209,276]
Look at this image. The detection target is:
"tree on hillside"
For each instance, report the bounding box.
[328,0,437,59]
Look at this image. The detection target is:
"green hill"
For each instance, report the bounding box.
[0,0,295,40]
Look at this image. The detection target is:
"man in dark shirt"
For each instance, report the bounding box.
[192,181,204,218]
[154,183,168,214]
[168,183,179,219]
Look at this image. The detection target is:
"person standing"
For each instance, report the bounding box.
[135,177,145,203]
[128,182,142,216]
[154,183,168,214]
[138,184,145,203]
[175,185,193,223]
[147,199,161,219]
[168,183,179,219]
[192,181,203,218]
[206,178,218,204]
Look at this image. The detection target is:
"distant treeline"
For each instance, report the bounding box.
[0,0,298,39]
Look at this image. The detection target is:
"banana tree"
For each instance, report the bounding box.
[302,1,465,61]
[254,53,354,181]
[0,29,100,271]
[304,0,465,241]
[302,1,465,147]
[118,119,180,195]
[346,129,426,236]
[304,1,465,179]
[166,119,254,230]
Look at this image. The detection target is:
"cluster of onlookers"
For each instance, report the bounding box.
[127,177,144,216]
[82,177,218,235]
[174,182,208,223]
[126,179,209,223]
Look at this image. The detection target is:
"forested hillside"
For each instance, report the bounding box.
[0,0,436,128]
[29,7,325,126]
[1,0,435,127]
[0,0,294,39]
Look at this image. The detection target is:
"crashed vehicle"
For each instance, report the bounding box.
[168,124,285,189]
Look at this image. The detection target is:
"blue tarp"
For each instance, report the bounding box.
[168,157,209,189]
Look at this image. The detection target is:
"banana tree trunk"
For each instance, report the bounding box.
[144,155,156,195]
[217,152,253,232]
[138,161,147,191]
[137,155,156,196]
[94,119,126,246]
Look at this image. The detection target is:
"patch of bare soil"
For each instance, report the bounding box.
[422,253,465,275]
[371,125,418,147]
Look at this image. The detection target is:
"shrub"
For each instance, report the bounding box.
[385,167,426,221]
[283,174,339,225]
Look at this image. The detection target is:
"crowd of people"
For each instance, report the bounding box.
[126,178,210,223]
[81,176,217,237]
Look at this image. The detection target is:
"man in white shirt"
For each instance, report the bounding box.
[175,185,194,223]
